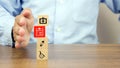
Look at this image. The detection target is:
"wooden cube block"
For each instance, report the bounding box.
[37,49,48,60]
[37,38,48,49]
[34,26,46,38]
[37,38,48,60]
[38,15,48,26]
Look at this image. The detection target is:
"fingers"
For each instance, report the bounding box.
[21,8,34,19]
[15,41,21,49]
[21,8,34,33]
[17,9,34,33]
[13,8,34,48]
[14,16,26,48]
[13,26,25,36]
[13,26,25,48]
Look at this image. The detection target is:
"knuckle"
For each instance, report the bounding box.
[15,15,24,24]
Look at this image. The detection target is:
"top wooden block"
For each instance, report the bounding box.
[38,15,48,26]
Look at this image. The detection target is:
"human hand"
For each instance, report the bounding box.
[13,8,34,48]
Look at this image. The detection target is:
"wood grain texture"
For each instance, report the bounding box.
[0,44,120,68]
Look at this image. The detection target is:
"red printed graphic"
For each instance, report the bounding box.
[34,26,45,38]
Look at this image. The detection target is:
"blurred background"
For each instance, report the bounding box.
[98,3,120,44]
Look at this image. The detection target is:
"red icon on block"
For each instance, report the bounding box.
[34,26,45,38]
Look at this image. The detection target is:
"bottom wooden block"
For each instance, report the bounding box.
[37,49,48,60]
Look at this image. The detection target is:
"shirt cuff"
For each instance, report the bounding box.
[11,28,15,48]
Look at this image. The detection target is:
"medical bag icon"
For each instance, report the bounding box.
[39,17,47,24]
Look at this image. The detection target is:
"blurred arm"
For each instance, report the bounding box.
[101,0,120,13]
[0,0,22,46]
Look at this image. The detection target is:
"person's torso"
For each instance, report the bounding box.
[22,0,101,44]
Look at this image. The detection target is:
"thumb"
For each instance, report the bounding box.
[21,8,33,19]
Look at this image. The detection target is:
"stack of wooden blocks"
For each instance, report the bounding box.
[34,15,48,60]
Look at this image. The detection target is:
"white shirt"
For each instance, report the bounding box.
[0,0,120,46]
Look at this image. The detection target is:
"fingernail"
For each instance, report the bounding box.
[15,42,21,48]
